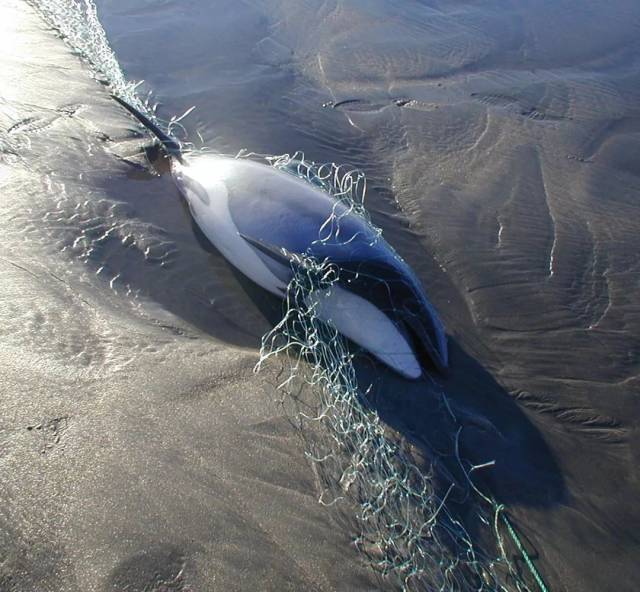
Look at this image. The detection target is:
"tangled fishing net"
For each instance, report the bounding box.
[239,151,544,592]
[27,2,548,590]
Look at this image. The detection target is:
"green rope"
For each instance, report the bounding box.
[494,504,550,592]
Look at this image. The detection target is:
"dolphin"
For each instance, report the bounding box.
[112,95,448,379]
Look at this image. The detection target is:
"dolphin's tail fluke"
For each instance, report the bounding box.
[111,95,184,163]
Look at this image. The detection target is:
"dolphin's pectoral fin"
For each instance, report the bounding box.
[239,233,303,268]
[238,233,302,288]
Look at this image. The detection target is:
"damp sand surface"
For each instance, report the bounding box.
[1,0,640,590]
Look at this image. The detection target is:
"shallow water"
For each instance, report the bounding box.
[2,0,640,590]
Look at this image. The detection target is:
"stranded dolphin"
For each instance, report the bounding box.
[112,95,448,379]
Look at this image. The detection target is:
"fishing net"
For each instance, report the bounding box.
[26,2,548,590]
[238,151,543,592]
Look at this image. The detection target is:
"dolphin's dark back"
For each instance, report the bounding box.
[111,95,184,163]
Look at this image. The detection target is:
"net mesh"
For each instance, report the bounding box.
[26,2,546,590]
[244,151,539,592]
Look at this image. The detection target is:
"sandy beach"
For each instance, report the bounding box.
[1,0,639,590]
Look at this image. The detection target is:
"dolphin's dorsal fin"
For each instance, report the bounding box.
[239,233,303,268]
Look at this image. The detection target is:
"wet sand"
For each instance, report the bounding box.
[2,0,640,590]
